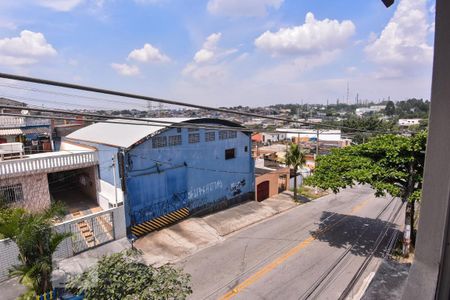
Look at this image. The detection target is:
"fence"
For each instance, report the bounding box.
[0,205,126,282]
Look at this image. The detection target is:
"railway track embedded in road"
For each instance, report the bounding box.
[298,198,404,300]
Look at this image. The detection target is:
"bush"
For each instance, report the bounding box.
[66,250,192,300]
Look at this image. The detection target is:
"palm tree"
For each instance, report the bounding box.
[0,204,70,295]
[285,143,306,201]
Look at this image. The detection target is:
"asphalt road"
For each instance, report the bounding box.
[177,186,405,300]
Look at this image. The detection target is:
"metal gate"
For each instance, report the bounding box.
[257,181,270,202]
[70,211,114,254]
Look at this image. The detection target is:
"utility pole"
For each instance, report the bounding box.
[314,128,320,195]
[111,155,118,207]
[316,129,320,159]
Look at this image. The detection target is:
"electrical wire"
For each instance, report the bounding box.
[0,72,402,134]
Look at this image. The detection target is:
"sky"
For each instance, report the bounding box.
[0,0,436,108]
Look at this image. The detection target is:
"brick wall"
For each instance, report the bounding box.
[1,174,51,212]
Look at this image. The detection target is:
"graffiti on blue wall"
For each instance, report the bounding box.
[230,179,246,196]
[188,180,223,200]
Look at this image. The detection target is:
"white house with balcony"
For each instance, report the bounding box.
[0,144,127,281]
[0,146,99,213]
[0,142,126,255]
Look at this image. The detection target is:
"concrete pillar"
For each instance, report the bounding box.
[402,0,450,298]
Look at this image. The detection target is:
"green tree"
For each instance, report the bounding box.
[305,132,426,256]
[0,204,69,295]
[66,250,192,300]
[285,143,306,201]
[342,116,395,144]
[385,100,396,116]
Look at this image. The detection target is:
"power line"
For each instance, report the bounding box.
[0,81,149,109]
[0,111,399,140]
[0,72,393,133]
[0,109,252,133]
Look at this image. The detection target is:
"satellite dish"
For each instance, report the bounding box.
[21,110,29,115]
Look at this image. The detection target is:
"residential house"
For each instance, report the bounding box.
[398,118,422,126]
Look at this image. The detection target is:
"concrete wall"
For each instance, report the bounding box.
[98,179,124,210]
[0,239,20,282]
[0,173,51,212]
[77,166,98,201]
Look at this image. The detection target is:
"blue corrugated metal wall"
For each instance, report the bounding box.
[125,126,254,229]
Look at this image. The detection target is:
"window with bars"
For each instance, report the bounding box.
[168,135,182,146]
[219,130,237,140]
[152,136,167,148]
[188,133,200,144]
[0,184,24,204]
[205,131,215,142]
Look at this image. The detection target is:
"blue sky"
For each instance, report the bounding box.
[0,0,436,108]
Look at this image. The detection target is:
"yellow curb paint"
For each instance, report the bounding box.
[220,198,370,300]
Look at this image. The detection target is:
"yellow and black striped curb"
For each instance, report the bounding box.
[131,207,190,237]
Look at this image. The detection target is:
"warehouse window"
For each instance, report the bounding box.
[219,130,237,140]
[189,133,200,144]
[168,135,182,146]
[205,131,215,142]
[152,136,167,148]
[176,128,182,133]
[188,128,199,132]
[225,148,235,160]
[0,184,24,204]
[245,146,248,152]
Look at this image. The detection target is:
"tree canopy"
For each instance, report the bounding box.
[306,131,427,203]
[66,250,192,300]
[0,204,69,296]
[285,143,306,201]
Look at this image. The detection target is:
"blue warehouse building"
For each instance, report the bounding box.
[64,118,255,237]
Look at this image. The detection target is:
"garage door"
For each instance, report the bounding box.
[257,181,270,202]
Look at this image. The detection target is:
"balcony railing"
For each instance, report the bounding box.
[0,116,51,128]
[0,151,98,178]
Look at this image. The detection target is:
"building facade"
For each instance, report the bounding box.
[64,118,255,237]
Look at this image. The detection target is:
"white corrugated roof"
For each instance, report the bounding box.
[66,118,192,148]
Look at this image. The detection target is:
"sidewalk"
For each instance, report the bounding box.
[0,191,298,299]
[135,191,298,265]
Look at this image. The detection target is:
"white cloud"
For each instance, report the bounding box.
[255,12,355,56]
[193,32,221,63]
[0,30,57,66]
[127,43,170,63]
[36,0,84,11]
[207,0,283,17]
[111,63,140,76]
[183,33,237,80]
[365,0,433,76]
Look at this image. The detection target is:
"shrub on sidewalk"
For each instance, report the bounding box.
[66,249,192,300]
